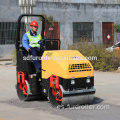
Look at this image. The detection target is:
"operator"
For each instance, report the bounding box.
[22,20,42,74]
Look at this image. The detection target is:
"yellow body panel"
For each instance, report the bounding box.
[41,50,94,79]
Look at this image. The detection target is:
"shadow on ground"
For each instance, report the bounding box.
[0,96,104,110]
[91,97,104,105]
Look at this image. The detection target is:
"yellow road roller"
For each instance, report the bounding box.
[16,14,96,108]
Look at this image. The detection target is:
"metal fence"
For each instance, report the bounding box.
[0,22,26,45]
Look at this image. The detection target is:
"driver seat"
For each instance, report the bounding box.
[42,39,60,50]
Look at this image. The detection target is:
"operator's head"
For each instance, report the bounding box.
[30,21,38,33]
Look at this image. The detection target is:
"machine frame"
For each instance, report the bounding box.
[16,14,95,108]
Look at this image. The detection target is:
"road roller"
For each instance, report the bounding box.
[16,14,96,108]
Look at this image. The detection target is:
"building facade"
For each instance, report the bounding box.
[0,0,120,59]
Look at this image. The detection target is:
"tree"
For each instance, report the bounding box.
[113,24,120,43]
[39,14,55,28]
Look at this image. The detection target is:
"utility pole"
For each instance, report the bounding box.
[19,0,36,32]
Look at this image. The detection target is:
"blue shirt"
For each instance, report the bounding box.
[22,30,42,50]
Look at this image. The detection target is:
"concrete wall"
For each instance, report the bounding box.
[36,0,120,4]
[0,45,15,59]
[1,0,120,59]
[0,0,21,22]
[0,0,21,59]
[34,2,120,49]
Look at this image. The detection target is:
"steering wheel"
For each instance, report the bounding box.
[38,38,50,47]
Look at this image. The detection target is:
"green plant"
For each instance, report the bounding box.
[113,24,120,43]
[68,41,120,71]
[39,14,55,28]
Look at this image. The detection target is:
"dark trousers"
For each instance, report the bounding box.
[31,47,41,69]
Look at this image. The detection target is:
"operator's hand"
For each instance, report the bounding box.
[27,48,31,52]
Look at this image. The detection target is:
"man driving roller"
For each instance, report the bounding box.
[22,20,42,74]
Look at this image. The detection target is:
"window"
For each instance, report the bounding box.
[73,22,94,42]
[0,22,26,44]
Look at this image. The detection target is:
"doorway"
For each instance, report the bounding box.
[44,22,60,39]
[102,22,114,47]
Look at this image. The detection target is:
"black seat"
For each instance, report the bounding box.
[44,39,60,50]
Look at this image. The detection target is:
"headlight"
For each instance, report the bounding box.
[71,80,75,85]
[86,78,90,83]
